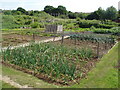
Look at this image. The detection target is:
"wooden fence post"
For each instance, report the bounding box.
[61,34,64,44]
[97,42,99,58]
[53,33,56,41]
[33,33,35,42]
[75,37,77,45]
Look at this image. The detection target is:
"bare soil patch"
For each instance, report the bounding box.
[1,34,52,47]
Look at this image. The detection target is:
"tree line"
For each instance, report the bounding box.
[2,5,119,21]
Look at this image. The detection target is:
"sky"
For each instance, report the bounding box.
[0,0,120,12]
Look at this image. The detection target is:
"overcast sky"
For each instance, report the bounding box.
[0,0,119,12]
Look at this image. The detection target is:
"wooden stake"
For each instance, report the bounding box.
[97,42,99,58]
[75,37,77,45]
[33,33,35,42]
[61,35,64,44]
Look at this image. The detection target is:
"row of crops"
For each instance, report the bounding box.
[93,27,120,36]
[2,43,95,85]
[69,33,115,44]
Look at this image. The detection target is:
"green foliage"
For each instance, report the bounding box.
[2,15,21,29]
[44,5,67,16]
[30,22,39,28]
[86,6,117,20]
[2,43,94,83]
[90,26,96,30]
[17,7,27,15]
[2,11,55,29]
[106,6,117,20]
[70,34,115,44]
[2,10,12,15]
[76,20,100,28]
[44,5,54,14]
[86,7,106,20]
[68,13,77,19]
[93,27,120,35]
[76,20,117,29]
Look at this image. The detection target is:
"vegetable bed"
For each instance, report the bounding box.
[2,43,98,85]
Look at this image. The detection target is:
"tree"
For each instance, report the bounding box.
[96,7,106,20]
[118,10,120,18]
[17,7,27,14]
[105,6,117,20]
[57,5,67,14]
[44,5,67,16]
[3,10,12,15]
[86,7,105,20]
[86,11,99,20]
[29,10,34,16]
[44,5,54,14]
[11,10,18,15]
[68,12,77,19]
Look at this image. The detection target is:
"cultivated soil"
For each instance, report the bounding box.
[1,36,115,86]
[53,38,114,57]
[1,33,52,47]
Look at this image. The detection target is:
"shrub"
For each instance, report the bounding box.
[76,20,117,29]
[99,24,115,29]
[30,22,39,28]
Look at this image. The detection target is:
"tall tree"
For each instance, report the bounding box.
[86,11,99,20]
[44,5,54,14]
[86,7,105,20]
[57,5,67,14]
[96,7,106,20]
[17,7,27,14]
[105,6,117,20]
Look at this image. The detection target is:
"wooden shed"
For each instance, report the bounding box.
[45,25,63,33]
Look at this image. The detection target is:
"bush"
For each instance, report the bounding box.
[76,20,117,29]
[99,24,115,29]
[90,26,96,30]
[30,22,39,28]
[93,27,120,35]
[77,20,100,28]
[39,23,44,28]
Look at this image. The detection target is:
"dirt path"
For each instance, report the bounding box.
[0,75,32,88]
[2,36,69,51]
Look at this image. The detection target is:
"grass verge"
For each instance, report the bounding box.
[1,65,59,88]
[69,42,119,88]
[0,80,17,89]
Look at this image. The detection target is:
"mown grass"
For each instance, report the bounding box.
[0,80,17,89]
[69,42,119,88]
[1,65,59,88]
